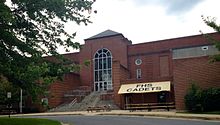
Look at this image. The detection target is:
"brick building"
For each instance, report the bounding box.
[48,30,220,110]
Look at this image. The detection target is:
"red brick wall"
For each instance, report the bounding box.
[79,35,130,90]
[128,33,220,56]
[127,51,172,83]
[45,52,80,64]
[46,32,220,110]
[63,52,80,63]
[173,56,220,110]
[48,73,80,107]
[113,61,134,108]
[112,61,122,107]
[79,41,93,89]
[120,65,130,82]
[159,56,170,77]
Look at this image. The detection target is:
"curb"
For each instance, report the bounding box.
[97,112,220,121]
[8,111,220,121]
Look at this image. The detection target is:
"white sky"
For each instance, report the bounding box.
[62,0,220,53]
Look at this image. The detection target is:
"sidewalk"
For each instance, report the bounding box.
[11,110,220,121]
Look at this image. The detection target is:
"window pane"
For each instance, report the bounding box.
[107,83,112,90]
[108,70,112,80]
[103,58,107,69]
[98,49,102,54]
[107,52,110,57]
[95,53,98,58]
[102,70,107,81]
[99,54,104,58]
[108,58,111,68]
[103,53,107,58]
[136,69,141,79]
[95,59,98,70]
[99,71,103,81]
[95,71,98,82]
[99,82,103,90]
[95,83,99,91]
[103,49,107,53]
[104,82,107,90]
[99,59,102,69]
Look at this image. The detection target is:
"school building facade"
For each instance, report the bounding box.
[48,30,220,110]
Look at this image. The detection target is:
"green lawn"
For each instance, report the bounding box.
[0,117,61,125]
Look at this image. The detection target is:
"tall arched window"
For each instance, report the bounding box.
[94,48,112,91]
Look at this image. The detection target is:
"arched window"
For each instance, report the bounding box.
[94,48,112,91]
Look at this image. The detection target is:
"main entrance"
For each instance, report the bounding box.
[94,48,112,91]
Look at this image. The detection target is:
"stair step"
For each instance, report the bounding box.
[49,91,119,112]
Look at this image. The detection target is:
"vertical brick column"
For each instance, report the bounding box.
[112,60,122,108]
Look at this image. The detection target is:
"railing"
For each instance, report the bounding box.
[125,102,175,111]
[69,98,77,107]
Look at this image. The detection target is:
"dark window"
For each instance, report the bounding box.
[95,71,98,82]
[95,59,98,70]
[103,58,107,69]
[103,49,107,53]
[99,59,102,69]
[157,92,167,103]
[108,58,111,68]
[99,71,102,81]
[95,53,98,58]
[136,69,141,79]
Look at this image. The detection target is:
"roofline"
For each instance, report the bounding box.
[84,33,124,41]
[130,32,218,46]
[62,52,80,55]
[172,43,213,50]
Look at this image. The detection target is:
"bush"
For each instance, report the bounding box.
[22,107,40,113]
[185,83,220,112]
[201,88,220,111]
[184,83,202,112]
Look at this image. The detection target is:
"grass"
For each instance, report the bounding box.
[0,117,61,125]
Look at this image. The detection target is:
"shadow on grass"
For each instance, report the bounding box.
[0,117,61,125]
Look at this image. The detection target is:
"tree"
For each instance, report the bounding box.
[202,15,220,61]
[0,0,95,101]
[0,75,20,105]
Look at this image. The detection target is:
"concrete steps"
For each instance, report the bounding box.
[49,91,119,112]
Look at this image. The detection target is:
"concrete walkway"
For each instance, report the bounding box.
[9,110,220,121]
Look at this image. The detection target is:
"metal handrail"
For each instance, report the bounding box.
[69,98,77,107]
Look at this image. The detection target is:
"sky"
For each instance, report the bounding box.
[62,0,220,53]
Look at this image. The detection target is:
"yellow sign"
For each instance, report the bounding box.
[118,81,170,94]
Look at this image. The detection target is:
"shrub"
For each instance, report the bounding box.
[185,83,220,112]
[201,88,220,111]
[184,83,202,112]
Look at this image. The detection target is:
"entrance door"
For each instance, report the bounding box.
[157,92,166,103]
[95,82,104,91]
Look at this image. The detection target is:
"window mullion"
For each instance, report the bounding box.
[94,49,113,91]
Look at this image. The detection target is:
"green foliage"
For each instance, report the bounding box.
[185,83,220,112]
[201,88,220,111]
[0,0,95,101]
[0,117,61,125]
[202,16,220,62]
[0,76,20,104]
[184,83,202,112]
